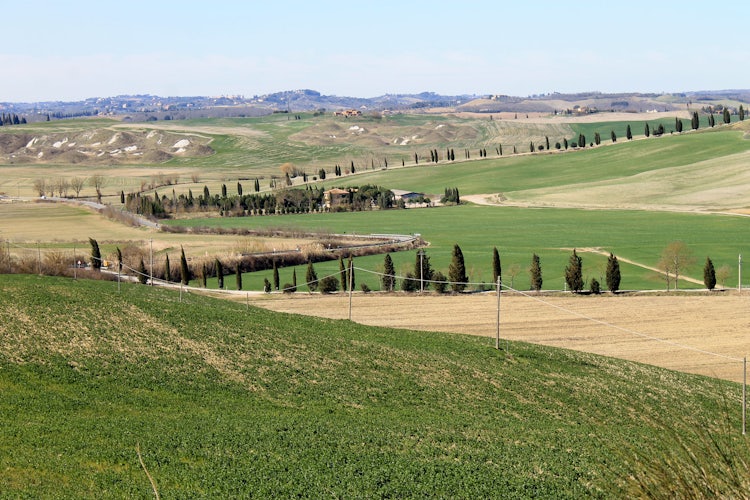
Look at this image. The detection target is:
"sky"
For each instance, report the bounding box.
[3,0,749,102]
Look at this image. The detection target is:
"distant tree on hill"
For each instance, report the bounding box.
[237,182,243,196]
[545,136,550,150]
[221,184,227,198]
[723,108,731,124]
[691,111,700,130]
[236,262,243,290]
[578,133,586,147]
[594,132,601,145]
[708,112,715,127]
[382,254,395,292]
[89,238,101,271]
[644,123,650,137]
[254,178,260,192]
[606,253,621,293]
[704,257,716,290]
[563,138,568,149]
[740,105,745,121]
[611,130,617,142]
[675,117,683,133]
[564,249,584,292]
[529,254,543,292]
[626,124,633,140]
[530,141,535,152]
[448,244,468,292]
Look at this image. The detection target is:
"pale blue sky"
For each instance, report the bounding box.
[3,0,748,101]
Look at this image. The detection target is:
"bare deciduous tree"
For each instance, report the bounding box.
[70,177,86,197]
[89,175,107,203]
[658,241,695,290]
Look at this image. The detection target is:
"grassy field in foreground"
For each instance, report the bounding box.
[1,274,748,497]
[169,205,750,292]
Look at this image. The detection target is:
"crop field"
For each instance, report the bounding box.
[1,275,749,497]
[171,204,750,292]
[253,291,750,383]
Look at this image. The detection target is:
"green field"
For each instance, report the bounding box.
[169,205,750,292]
[1,275,748,497]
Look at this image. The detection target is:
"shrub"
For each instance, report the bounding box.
[590,278,601,294]
[282,283,296,294]
[401,271,418,292]
[320,276,339,294]
[360,283,371,293]
[432,271,447,293]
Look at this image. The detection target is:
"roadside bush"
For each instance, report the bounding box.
[360,283,371,293]
[401,271,418,292]
[432,271,447,293]
[320,276,339,294]
[590,278,601,294]
[282,283,296,294]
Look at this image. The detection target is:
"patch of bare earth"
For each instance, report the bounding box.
[254,292,750,382]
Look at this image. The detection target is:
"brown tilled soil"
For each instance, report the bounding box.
[254,292,750,382]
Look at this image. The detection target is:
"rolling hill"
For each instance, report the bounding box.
[1,275,748,497]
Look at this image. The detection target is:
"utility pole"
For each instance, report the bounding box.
[150,239,154,286]
[496,276,501,350]
[739,254,743,294]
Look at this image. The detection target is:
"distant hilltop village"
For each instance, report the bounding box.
[0,89,748,124]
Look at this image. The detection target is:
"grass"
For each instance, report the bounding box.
[1,274,748,497]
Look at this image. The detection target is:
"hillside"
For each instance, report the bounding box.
[1,275,748,497]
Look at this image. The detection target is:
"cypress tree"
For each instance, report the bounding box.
[138,258,148,284]
[164,254,171,282]
[382,253,395,292]
[201,264,207,288]
[605,253,621,293]
[306,261,318,292]
[414,250,432,291]
[611,130,617,142]
[492,247,502,286]
[564,249,584,292]
[221,184,227,198]
[594,132,601,145]
[692,111,700,130]
[578,134,585,147]
[704,257,716,290]
[348,255,355,290]
[180,246,190,285]
[530,254,543,292]
[644,123,650,137]
[740,105,745,121]
[116,247,123,274]
[545,136,550,150]
[120,190,125,203]
[675,117,683,133]
[216,259,224,289]
[339,255,347,291]
[626,124,632,140]
[272,260,279,290]
[292,268,297,292]
[448,244,468,293]
[89,237,101,270]
[236,262,243,290]
[237,182,243,196]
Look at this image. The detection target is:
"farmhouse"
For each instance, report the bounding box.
[391,189,423,202]
[333,109,362,117]
[323,188,352,208]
